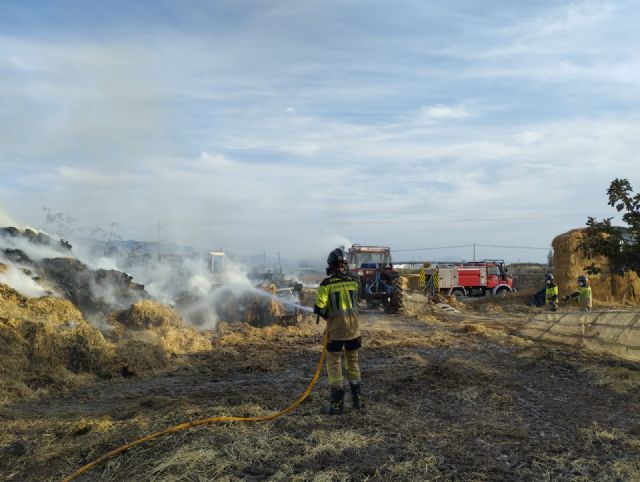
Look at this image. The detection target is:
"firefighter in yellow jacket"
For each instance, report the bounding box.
[564,275,593,311]
[313,248,364,415]
[545,273,559,312]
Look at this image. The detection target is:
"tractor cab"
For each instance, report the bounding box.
[348,247,393,271]
[347,245,403,312]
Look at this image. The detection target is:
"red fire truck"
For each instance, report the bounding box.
[428,259,513,297]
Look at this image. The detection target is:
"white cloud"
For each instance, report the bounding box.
[2,1,640,262]
[513,131,544,145]
[6,54,27,71]
[419,104,470,121]
[58,166,127,184]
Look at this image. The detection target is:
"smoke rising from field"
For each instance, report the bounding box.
[0,260,48,297]
[0,231,69,261]
[0,206,318,331]
[0,208,17,229]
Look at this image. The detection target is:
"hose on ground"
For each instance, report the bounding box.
[63,330,328,482]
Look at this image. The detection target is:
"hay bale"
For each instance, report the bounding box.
[14,317,110,375]
[213,289,294,328]
[158,325,212,353]
[552,229,640,304]
[114,301,212,354]
[0,291,114,403]
[0,287,207,404]
[119,300,183,329]
[114,340,170,376]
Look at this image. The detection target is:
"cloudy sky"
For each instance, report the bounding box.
[1,0,639,263]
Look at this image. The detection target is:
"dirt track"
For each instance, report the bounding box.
[2,310,640,481]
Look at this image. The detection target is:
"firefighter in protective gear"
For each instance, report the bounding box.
[418,261,431,291]
[563,275,593,311]
[545,273,558,312]
[314,248,364,414]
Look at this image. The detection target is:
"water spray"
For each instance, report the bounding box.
[220,284,314,313]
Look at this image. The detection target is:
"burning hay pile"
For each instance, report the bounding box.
[0,225,307,406]
[0,283,112,403]
[111,300,212,354]
[552,229,640,304]
[210,284,300,328]
[214,286,292,328]
[0,283,216,405]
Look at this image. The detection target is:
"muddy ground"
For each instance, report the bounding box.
[2,307,640,481]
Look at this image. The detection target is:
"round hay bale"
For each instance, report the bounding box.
[119,300,184,329]
[552,229,640,304]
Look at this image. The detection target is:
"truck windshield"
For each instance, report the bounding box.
[352,252,391,267]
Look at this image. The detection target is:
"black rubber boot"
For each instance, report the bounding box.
[323,387,344,415]
[350,382,365,412]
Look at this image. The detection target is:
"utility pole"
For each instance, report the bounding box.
[277,251,284,282]
[473,243,476,262]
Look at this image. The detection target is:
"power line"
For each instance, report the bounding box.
[394,244,474,252]
[477,244,549,250]
[395,243,549,252]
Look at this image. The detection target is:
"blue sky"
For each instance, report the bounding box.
[1,0,639,262]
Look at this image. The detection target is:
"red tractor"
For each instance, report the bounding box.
[347,245,404,313]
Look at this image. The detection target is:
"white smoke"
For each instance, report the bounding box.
[68,239,258,330]
[0,209,306,331]
[310,234,354,260]
[0,207,17,228]
[0,261,48,298]
[0,233,69,261]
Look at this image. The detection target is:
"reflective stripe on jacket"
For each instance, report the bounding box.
[315,274,360,341]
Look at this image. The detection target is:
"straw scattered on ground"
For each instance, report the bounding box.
[2,308,639,481]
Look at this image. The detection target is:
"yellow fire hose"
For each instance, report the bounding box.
[63,331,328,482]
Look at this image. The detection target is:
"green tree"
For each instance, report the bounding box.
[578,178,640,275]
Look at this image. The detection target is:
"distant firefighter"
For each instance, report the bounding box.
[544,273,559,312]
[563,275,593,311]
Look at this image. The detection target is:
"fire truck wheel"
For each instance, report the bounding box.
[495,287,509,297]
[451,288,465,298]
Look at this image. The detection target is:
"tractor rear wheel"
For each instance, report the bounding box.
[388,277,406,314]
